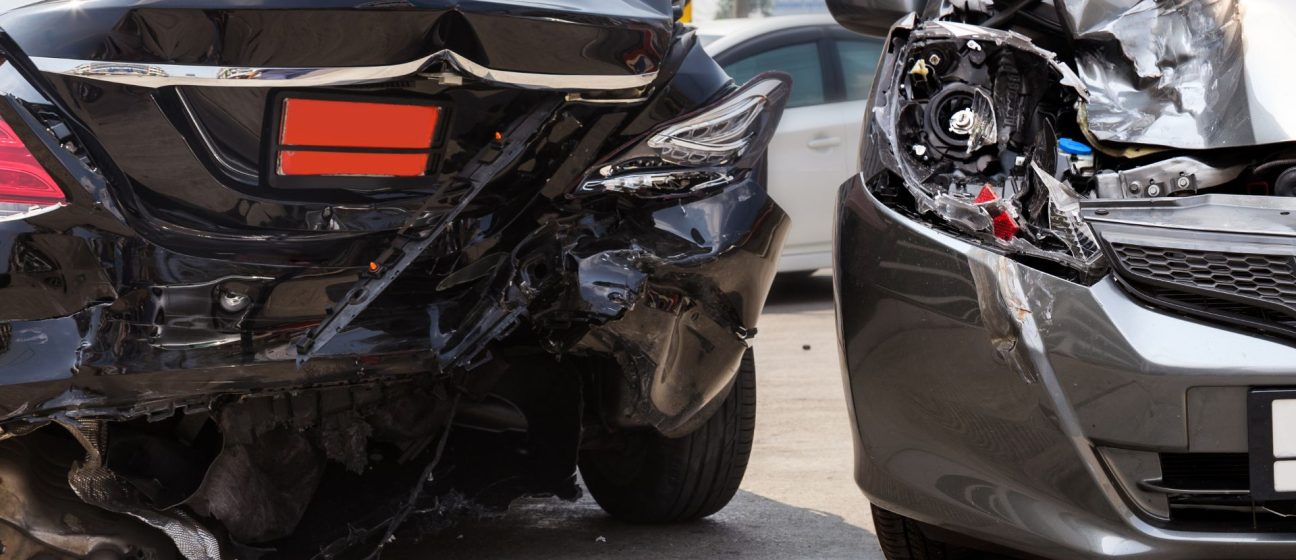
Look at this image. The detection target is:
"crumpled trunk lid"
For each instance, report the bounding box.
[1,0,672,75]
[0,0,673,258]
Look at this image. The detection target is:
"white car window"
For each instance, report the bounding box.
[723,42,825,109]
[837,40,883,102]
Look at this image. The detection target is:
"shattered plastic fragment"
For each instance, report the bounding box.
[933,193,994,234]
[974,185,1019,240]
[962,90,998,155]
[1031,163,1103,265]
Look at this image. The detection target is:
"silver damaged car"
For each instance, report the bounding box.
[829,0,1296,558]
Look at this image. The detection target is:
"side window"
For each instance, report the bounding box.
[722,42,825,109]
[837,39,884,102]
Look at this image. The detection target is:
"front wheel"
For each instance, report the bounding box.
[873,505,985,559]
[579,350,757,524]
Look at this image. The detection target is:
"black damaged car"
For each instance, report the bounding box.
[0,1,790,558]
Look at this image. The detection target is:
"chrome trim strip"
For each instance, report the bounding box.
[30,51,657,91]
[1138,479,1250,496]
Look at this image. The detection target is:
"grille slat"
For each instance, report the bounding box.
[1109,242,1296,335]
[1113,243,1296,310]
[1152,453,1290,532]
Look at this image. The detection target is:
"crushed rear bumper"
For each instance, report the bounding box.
[0,176,787,438]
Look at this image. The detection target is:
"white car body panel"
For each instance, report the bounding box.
[766,99,867,271]
[700,15,870,273]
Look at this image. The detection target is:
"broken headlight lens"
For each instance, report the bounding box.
[580,72,790,197]
[871,23,1106,276]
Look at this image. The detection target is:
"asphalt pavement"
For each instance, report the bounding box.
[403,272,885,559]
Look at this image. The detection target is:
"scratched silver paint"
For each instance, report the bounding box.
[835,174,1296,558]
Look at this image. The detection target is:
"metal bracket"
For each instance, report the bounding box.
[295,100,561,364]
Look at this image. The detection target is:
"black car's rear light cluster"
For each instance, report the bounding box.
[0,87,65,221]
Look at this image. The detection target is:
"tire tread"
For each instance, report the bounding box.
[872,505,952,560]
[580,350,757,523]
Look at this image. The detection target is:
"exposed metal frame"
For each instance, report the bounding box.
[30,50,658,91]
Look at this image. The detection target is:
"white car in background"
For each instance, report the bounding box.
[698,15,883,274]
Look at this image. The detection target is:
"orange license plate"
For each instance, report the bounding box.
[275,98,441,178]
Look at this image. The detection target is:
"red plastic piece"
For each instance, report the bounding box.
[280,99,439,149]
[277,99,440,177]
[278,151,429,177]
[975,185,1019,241]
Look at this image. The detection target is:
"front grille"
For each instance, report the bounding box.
[1112,243,1296,309]
[1108,243,1296,337]
[1160,452,1250,492]
[1149,453,1296,532]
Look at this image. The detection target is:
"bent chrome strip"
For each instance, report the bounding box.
[29,51,657,91]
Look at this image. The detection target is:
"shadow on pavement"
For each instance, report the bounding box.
[765,272,834,309]
[390,489,877,560]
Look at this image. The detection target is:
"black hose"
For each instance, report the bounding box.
[1255,158,1296,175]
[981,0,1043,28]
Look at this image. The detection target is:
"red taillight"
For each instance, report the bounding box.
[276,98,440,178]
[0,115,64,216]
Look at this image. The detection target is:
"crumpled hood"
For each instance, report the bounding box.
[1061,0,1296,150]
[0,0,673,77]
[0,1,40,16]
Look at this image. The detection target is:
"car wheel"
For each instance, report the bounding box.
[873,505,982,560]
[579,350,756,524]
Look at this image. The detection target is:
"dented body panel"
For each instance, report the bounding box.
[833,0,1296,556]
[836,175,1296,559]
[0,1,791,556]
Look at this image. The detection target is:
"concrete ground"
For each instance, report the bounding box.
[407,272,885,559]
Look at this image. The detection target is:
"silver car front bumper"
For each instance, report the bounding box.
[834,173,1296,559]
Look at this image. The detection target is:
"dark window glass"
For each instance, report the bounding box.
[723,42,824,108]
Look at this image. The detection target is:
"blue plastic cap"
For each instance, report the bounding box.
[1058,137,1093,156]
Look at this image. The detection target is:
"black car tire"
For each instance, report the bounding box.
[579,350,757,524]
[874,505,978,560]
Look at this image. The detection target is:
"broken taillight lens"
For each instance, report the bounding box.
[0,114,65,221]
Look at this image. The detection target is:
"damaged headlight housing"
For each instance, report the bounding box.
[580,73,791,197]
[868,22,1105,276]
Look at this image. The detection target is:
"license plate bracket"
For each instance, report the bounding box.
[1248,388,1296,501]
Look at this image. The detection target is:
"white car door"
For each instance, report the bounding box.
[766,99,851,270]
[832,36,885,186]
[721,32,883,273]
